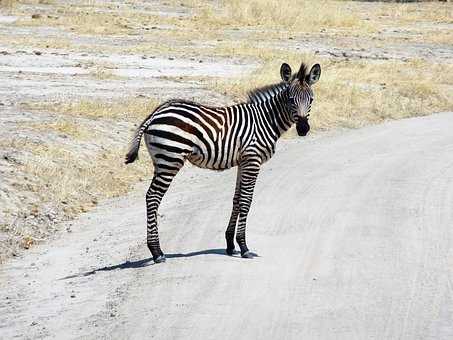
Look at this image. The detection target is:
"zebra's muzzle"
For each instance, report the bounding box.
[296,116,310,136]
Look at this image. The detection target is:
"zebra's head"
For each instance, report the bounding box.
[280,62,321,136]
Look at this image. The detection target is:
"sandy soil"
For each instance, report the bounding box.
[1,112,452,340]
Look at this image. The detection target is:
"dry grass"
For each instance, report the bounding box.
[214,55,453,131]
[29,117,91,139]
[0,136,150,256]
[197,0,367,31]
[15,2,169,35]
[20,142,150,216]
[7,0,452,55]
[1,97,159,260]
[373,2,453,24]
[312,59,453,129]
[24,97,160,121]
[0,0,16,8]
[0,33,73,50]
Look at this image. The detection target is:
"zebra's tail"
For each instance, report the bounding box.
[125,114,153,164]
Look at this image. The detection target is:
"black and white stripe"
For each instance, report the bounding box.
[125,62,321,263]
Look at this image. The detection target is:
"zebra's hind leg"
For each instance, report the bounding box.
[225,167,241,255]
[146,160,183,263]
[236,160,261,258]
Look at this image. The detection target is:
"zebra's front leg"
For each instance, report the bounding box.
[146,170,179,263]
[236,161,260,258]
[225,167,241,255]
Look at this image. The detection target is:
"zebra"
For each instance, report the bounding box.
[125,62,321,263]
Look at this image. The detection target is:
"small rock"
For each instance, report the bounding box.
[70,294,76,298]
[110,312,115,317]
[0,51,9,55]
[168,57,174,60]
[34,51,42,56]
[31,14,41,19]
[31,321,38,326]
[199,60,203,63]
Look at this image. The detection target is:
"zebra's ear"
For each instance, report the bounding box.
[306,64,321,85]
[280,63,292,82]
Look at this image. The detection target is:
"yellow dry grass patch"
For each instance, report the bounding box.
[0,0,16,8]
[15,2,168,35]
[26,97,160,121]
[198,0,366,31]
[2,97,159,259]
[214,54,453,132]
[374,2,453,24]
[29,117,91,139]
[0,32,73,50]
[21,142,150,217]
[7,0,452,57]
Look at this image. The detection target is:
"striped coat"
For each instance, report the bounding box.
[126,62,321,263]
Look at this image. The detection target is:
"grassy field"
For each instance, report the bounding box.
[0,0,452,261]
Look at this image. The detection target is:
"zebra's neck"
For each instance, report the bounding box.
[252,89,294,139]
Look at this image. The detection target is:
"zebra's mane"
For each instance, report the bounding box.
[247,81,289,104]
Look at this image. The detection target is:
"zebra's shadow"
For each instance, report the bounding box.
[166,248,233,258]
[59,248,254,280]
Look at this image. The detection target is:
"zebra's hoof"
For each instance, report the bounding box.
[154,255,166,263]
[241,251,253,259]
[226,247,235,256]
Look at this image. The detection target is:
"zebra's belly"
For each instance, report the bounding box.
[187,149,238,171]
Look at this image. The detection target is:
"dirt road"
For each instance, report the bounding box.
[1,112,453,340]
